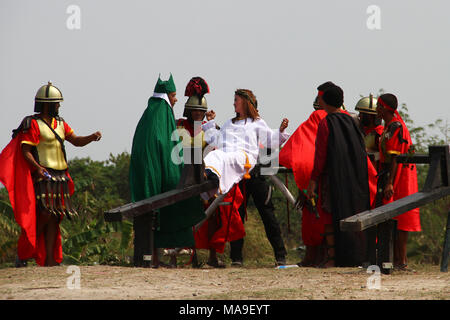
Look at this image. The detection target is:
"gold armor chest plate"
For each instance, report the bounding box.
[364,131,378,153]
[177,127,207,150]
[36,119,68,170]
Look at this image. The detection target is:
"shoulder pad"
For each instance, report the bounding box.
[387,121,402,136]
[176,118,184,126]
[11,115,38,138]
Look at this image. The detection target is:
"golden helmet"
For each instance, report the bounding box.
[183,95,208,117]
[35,81,64,103]
[355,94,377,115]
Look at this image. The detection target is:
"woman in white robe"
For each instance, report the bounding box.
[201,89,289,197]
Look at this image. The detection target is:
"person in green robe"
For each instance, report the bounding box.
[129,74,205,267]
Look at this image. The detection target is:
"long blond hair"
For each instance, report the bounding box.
[232,89,260,123]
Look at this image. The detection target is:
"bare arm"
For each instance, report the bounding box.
[21,144,48,179]
[384,156,398,199]
[66,131,102,147]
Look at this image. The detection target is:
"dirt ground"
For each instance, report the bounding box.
[0,264,448,300]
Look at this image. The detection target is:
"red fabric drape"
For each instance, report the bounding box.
[279,110,328,246]
[194,184,245,253]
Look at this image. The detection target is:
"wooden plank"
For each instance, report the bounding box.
[194,192,227,232]
[340,186,450,232]
[396,154,430,164]
[104,180,218,222]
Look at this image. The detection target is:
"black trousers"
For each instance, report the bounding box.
[230,175,287,262]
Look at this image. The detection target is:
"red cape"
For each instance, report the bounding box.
[0,134,74,265]
[279,110,327,190]
[194,184,245,253]
[279,110,328,246]
[279,110,378,246]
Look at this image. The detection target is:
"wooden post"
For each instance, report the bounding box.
[441,211,450,272]
[377,219,396,274]
[423,145,449,191]
[133,212,151,267]
[148,211,157,268]
[365,226,377,266]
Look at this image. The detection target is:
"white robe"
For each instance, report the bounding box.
[202,117,290,195]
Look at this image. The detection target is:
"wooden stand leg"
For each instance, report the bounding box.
[149,211,159,268]
[365,226,377,267]
[133,212,150,267]
[377,219,396,274]
[440,211,450,272]
[134,211,158,268]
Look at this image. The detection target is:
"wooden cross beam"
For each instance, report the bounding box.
[104,179,218,222]
[339,186,450,232]
[104,165,293,223]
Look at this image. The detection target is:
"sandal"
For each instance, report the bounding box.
[207,259,226,268]
[15,256,27,268]
[231,261,243,267]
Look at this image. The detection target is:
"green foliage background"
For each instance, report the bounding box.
[0,100,448,267]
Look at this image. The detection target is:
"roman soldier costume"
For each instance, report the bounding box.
[177,77,210,152]
[0,82,77,266]
[355,94,384,167]
[376,97,421,232]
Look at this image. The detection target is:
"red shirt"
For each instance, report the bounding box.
[20,117,73,146]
